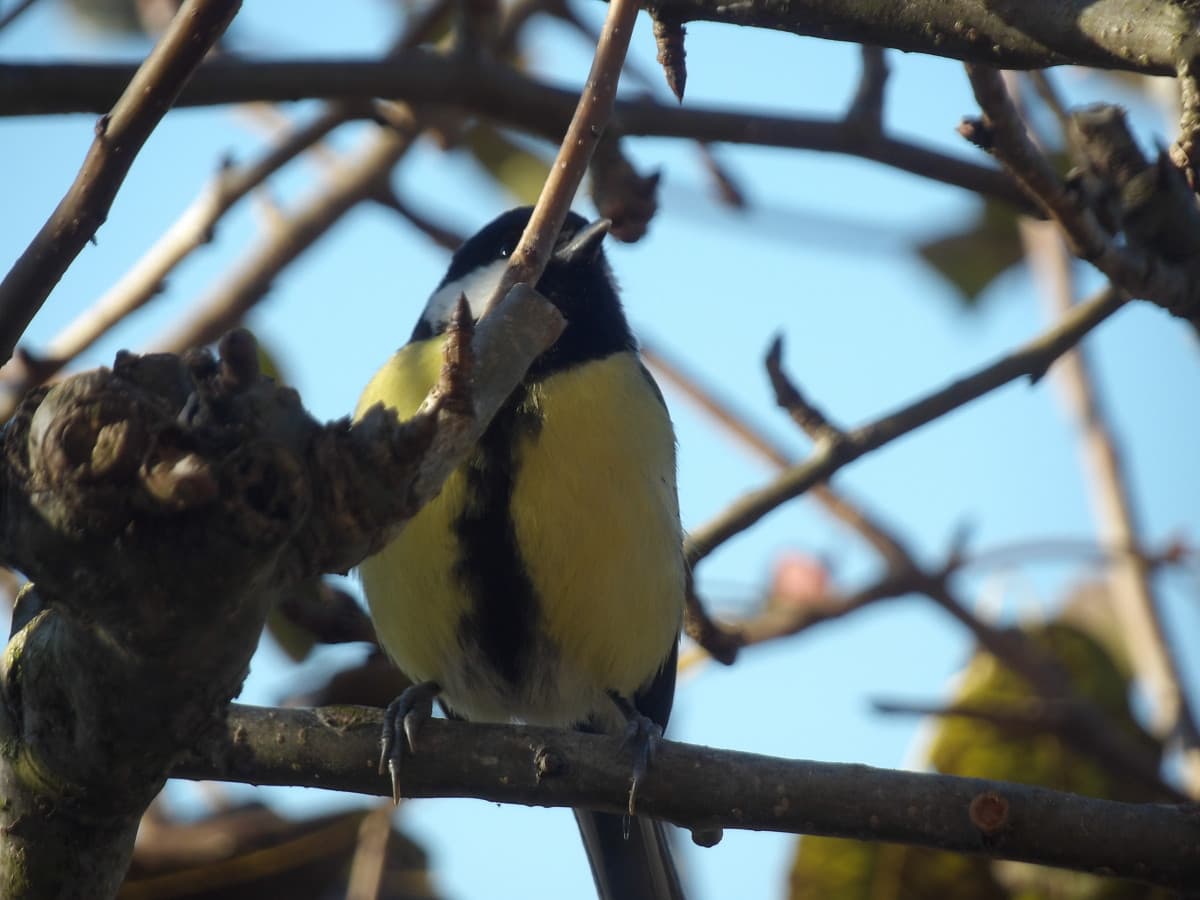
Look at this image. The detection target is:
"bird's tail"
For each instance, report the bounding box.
[574,809,686,900]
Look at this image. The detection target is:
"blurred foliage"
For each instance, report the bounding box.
[463,123,552,206]
[927,623,1152,800]
[916,151,1075,306]
[916,198,1024,306]
[790,837,1008,900]
[63,0,180,35]
[788,619,1168,899]
[64,0,144,33]
[122,803,441,899]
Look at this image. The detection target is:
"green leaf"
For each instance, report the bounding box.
[916,199,1024,306]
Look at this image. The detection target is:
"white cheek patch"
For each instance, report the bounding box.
[420,259,509,331]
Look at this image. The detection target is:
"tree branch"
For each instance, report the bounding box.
[963,64,1200,332]
[0,0,41,33]
[149,121,419,355]
[685,283,1127,566]
[0,0,241,366]
[0,106,365,423]
[645,0,1198,75]
[1021,216,1200,790]
[177,705,1200,892]
[477,0,640,319]
[0,56,1031,211]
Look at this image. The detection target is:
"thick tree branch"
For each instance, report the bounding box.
[0,0,241,367]
[0,56,1031,210]
[645,0,1198,75]
[177,705,1200,892]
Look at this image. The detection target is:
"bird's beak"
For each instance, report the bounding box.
[554,218,612,265]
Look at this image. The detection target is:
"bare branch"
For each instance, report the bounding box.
[0,0,241,365]
[0,0,40,32]
[0,56,1033,211]
[962,537,1195,573]
[690,332,1178,798]
[477,0,640,320]
[178,706,1200,892]
[1021,216,1200,788]
[644,0,1197,75]
[846,44,888,135]
[873,696,1091,736]
[0,106,361,423]
[964,64,1200,330]
[151,122,419,354]
[643,340,907,565]
[685,284,1127,566]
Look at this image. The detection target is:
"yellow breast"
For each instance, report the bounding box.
[356,337,683,722]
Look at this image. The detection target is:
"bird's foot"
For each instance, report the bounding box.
[379,680,440,804]
[610,693,664,817]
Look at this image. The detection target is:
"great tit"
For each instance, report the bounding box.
[356,207,686,900]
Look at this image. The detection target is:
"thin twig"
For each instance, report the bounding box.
[477,0,641,319]
[1026,70,1071,138]
[0,1,456,414]
[676,326,1180,796]
[151,123,419,354]
[643,340,909,567]
[0,0,40,33]
[846,45,888,135]
[0,106,358,422]
[344,803,394,900]
[378,193,465,250]
[961,537,1194,572]
[0,0,241,366]
[874,696,1075,731]
[685,283,1127,566]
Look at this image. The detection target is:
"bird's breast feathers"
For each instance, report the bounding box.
[357,337,684,725]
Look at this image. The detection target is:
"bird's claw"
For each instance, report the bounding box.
[379,680,440,804]
[620,710,663,817]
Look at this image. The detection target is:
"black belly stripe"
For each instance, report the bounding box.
[452,389,543,687]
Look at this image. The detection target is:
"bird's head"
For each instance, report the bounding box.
[412,207,635,375]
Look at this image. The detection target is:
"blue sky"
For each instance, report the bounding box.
[2,2,1198,898]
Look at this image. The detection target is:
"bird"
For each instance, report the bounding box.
[355,206,686,900]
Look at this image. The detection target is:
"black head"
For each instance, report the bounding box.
[412,207,635,377]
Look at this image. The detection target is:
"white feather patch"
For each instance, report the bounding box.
[420,258,509,331]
